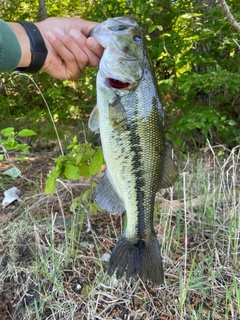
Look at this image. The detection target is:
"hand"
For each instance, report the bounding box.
[35,17,103,79]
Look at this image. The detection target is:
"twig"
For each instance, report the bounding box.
[233,38,240,49]
[218,0,240,33]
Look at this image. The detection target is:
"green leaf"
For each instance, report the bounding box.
[148,25,157,34]
[2,167,21,178]
[18,129,36,137]
[89,148,103,175]
[139,3,148,14]
[225,120,237,126]
[81,150,95,163]
[90,202,104,214]
[3,141,19,150]
[70,197,81,212]
[44,168,61,194]
[1,127,14,136]
[80,163,90,178]
[82,189,91,201]
[0,155,4,161]
[72,135,78,144]
[45,175,57,195]
[17,144,30,152]
[216,64,222,73]
[157,25,163,31]
[89,202,98,214]
[148,25,163,33]
[51,167,62,178]
[64,164,80,180]
[75,153,82,165]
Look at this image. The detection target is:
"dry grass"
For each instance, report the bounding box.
[0,145,239,319]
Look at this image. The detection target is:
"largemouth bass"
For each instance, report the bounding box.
[89,17,178,285]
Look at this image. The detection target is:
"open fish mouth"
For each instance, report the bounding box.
[107,78,132,89]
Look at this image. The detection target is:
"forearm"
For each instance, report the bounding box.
[0,19,22,71]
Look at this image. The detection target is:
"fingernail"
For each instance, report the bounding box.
[53,27,64,37]
[46,31,56,41]
[69,29,80,40]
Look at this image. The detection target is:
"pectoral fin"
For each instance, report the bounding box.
[109,99,128,132]
[88,106,100,134]
[159,149,179,189]
[95,170,125,214]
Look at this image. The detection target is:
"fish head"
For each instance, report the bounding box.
[91,17,144,90]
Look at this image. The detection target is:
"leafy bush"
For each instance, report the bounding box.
[45,136,104,195]
[0,127,36,159]
[0,127,36,182]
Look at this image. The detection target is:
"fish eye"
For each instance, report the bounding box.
[109,25,128,31]
[133,35,142,44]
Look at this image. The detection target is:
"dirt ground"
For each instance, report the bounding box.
[0,151,113,319]
[0,148,239,319]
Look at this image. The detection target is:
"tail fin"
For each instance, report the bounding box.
[107,232,164,285]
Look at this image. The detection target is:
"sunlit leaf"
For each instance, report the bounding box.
[70,197,81,212]
[3,141,18,150]
[1,127,14,136]
[80,163,90,178]
[18,129,36,137]
[64,164,80,180]
[45,175,57,195]
[89,148,103,175]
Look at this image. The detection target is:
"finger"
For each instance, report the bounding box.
[46,31,82,79]
[52,27,88,74]
[80,20,99,37]
[69,30,101,67]
[53,27,92,73]
[87,37,104,59]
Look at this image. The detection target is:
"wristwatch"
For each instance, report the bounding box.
[15,20,48,73]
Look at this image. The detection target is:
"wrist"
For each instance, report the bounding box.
[16,21,48,73]
[7,21,48,73]
[7,22,31,68]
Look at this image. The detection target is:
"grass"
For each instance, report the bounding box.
[0,144,239,319]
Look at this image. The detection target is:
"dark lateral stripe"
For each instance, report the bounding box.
[129,115,145,239]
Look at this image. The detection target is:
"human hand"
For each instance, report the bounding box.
[36,17,103,79]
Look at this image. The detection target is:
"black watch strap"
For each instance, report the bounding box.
[15,20,48,73]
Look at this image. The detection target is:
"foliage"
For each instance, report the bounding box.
[0,0,240,152]
[45,136,104,195]
[155,1,240,150]
[0,127,36,184]
[0,127,36,161]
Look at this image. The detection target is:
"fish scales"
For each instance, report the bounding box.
[89,17,178,285]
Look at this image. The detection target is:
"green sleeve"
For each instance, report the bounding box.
[0,19,22,72]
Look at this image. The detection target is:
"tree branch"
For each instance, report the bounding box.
[37,0,48,21]
[218,0,240,32]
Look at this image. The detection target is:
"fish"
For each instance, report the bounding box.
[89,17,178,285]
